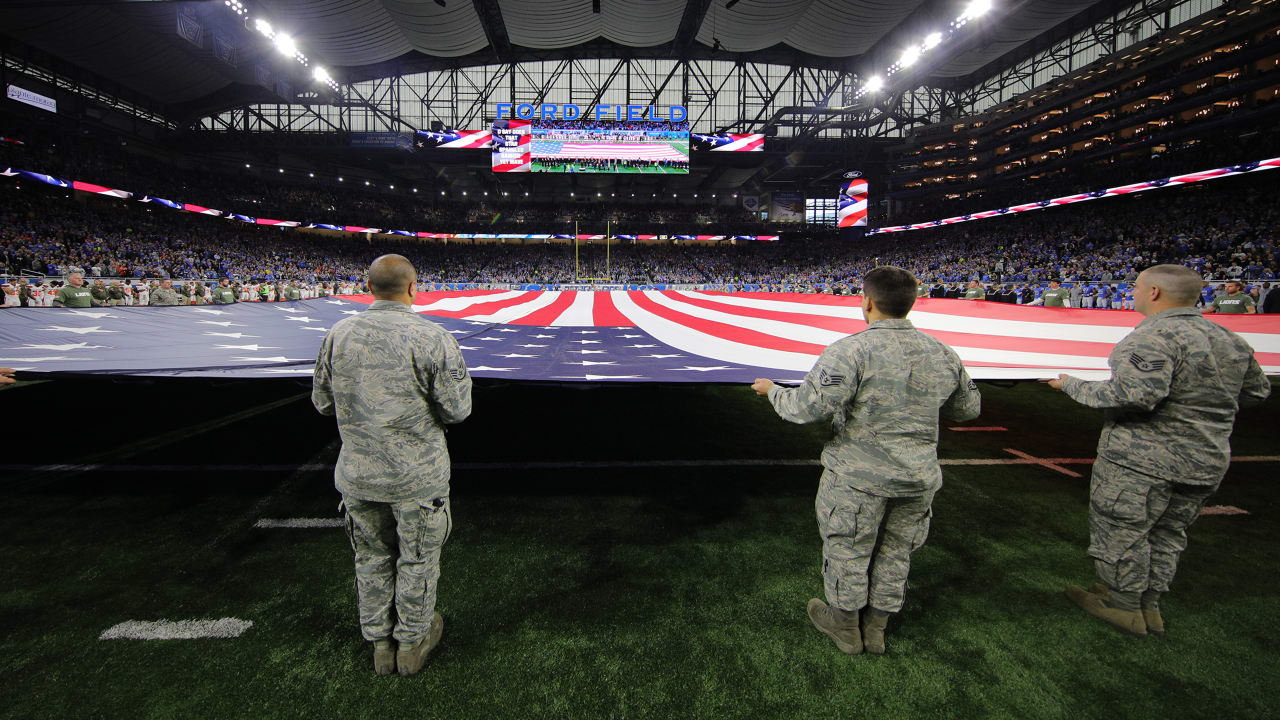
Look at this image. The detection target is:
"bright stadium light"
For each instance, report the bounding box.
[364,180,370,186]
[254,18,273,36]
[962,0,992,20]
[413,188,418,192]
[278,168,283,173]
[338,176,343,181]
[923,31,943,50]
[313,67,330,83]
[308,172,314,177]
[865,75,884,92]
[900,46,921,67]
[244,163,250,168]
[389,184,394,189]
[274,34,297,57]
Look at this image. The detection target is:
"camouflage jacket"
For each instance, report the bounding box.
[149,287,182,306]
[313,300,473,502]
[1062,307,1271,484]
[768,318,981,497]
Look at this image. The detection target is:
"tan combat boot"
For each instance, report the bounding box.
[861,608,891,655]
[397,612,445,676]
[807,599,862,654]
[1090,584,1165,638]
[1065,585,1147,637]
[373,638,396,676]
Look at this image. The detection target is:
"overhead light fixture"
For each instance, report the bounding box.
[900,47,921,67]
[962,0,993,20]
[313,67,330,83]
[923,32,943,50]
[338,176,343,181]
[274,34,297,57]
[865,75,884,92]
[254,18,273,36]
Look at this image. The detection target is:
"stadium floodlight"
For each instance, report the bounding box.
[900,46,921,67]
[308,172,314,177]
[278,168,283,173]
[440,190,446,195]
[244,163,250,168]
[274,34,297,57]
[338,177,343,181]
[524,191,529,196]
[865,75,884,92]
[962,0,992,20]
[389,185,394,189]
[413,188,418,192]
[254,18,273,36]
[462,191,467,195]
[364,180,370,186]
[313,67,330,83]
[923,32,943,50]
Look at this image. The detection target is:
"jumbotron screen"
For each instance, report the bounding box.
[530,119,690,174]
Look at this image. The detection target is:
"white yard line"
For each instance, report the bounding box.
[99,618,253,640]
[254,518,344,528]
[948,426,1009,432]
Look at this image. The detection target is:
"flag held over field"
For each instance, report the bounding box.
[0,293,1276,382]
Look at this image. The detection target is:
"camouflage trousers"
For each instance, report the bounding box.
[1088,458,1217,594]
[815,470,934,613]
[341,495,451,645]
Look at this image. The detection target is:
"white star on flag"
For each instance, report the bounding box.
[554,374,643,380]
[276,307,300,313]
[469,366,516,371]
[517,344,548,348]
[641,354,683,359]
[65,310,120,319]
[498,329,520,333]
[341,310,362,315]
[495,353,538,358]
[570,349,608,354]
[627,344,657,348]
[213,345,281,351]
[38,325,120,335]
[476,337,504,342]
[300,327,330,332]
[191,309,229,315]
[229,356,309,363]
[672,366,734,371]
[532,334,557,339]
[574,331,598,334]
[13,342,106,351]
[566,360,617,366]
[204,332,259,339]
[284,316,316,323]
[197,321,244,327]
[572,340,601,344]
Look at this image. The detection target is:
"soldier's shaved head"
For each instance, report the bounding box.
[368,254,417,299]
[862,266,918,318]
[1139,264,1201,306]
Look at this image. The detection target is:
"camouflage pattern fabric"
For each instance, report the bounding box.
[815,470,934,612]
[768,317,980,612]
[768,318,982,497]
[312,300,473,503]
[148,287,182,306]
[1087,458,1217,593]
[341,495,451,644]
[1061,307,1271,485]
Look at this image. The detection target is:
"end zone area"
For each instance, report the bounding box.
[0,379,1276,718]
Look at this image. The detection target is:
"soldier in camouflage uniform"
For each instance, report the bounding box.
[149,279,182,306]
[752,266,981,655]
[106,281,125,306]
[1047,265,1270,637]
[313,254,472,676]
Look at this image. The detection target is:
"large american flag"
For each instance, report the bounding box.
[2,292,1275,382]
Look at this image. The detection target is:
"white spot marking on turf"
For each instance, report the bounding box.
[948,426,1008,432]
[254,518,344,528]
[100,618,253,640]
[1199,505,1250,516]
[1002,448,1083,478]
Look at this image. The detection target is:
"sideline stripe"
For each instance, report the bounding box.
[254,518,343,528]
[948,426,1009,432]
[100,618,253,640]
[3,456,1279,473]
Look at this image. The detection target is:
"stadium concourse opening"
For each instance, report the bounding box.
[3,0,1280,716]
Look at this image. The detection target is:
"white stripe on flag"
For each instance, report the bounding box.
[412,291,525,313]
[100,618,253,640]
[646,291,847,345]
[612,291,815,371]
[464,291,564,323]
[681,291,863,319]
[553,291,596,326]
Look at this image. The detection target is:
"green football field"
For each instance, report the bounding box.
[1,378,1277,719]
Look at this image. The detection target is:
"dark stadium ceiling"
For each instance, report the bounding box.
[0,0,1118,115]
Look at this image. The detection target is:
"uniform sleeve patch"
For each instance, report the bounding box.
[819,369,845,387]
[450,368,468,381]
[1128,354,1166,373]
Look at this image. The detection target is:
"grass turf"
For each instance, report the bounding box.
[0,379,1277,718]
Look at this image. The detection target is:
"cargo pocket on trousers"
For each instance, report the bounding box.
[339,500,357,551]
[1090,481,1147,527]
[910,507,933,551]
[417,497,452,550]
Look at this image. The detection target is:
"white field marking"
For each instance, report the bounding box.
[1199,505,1250,516]
[948,426,1009,432]
[2,457,1278,474]
[1003,448,1082,478]
[100,618,253,640]
[254,518,344,528]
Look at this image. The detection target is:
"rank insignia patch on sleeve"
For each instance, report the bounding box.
[819,369,845,387]
[1128,354,1166,373]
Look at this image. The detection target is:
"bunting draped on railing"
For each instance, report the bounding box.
[0,165,779,242]
[867,157,1280,235]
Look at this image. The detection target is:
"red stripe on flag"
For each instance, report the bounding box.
[664,291,863,334]
[511,291,578,325]
[627,292,825,354]
[592,291,633,327]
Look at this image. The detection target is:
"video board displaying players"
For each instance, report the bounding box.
[530,119,690,174]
